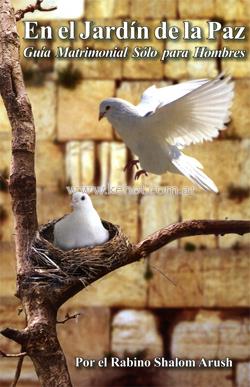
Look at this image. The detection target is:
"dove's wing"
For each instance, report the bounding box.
[136,79,209,116]
[140,75,234,147]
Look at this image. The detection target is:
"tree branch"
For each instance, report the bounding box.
[0,350,27,358]
[55,219,250,307]
[133,220,250,258]
[15,0,57,21]
[57,312,81,325]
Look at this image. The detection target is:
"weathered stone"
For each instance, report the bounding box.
[36,141,65,190]
[80,141,95,186]
[57,80,114,141]
[58,307,110,358]
[218,195,250,248]
[130,0,177,18]
[179,0,215,18]
[171,311,250,359]
[27,82,56,140]
[0,100,11,133]
[92,195,139,242]
[231,80,250,138]
[37,191,69,225]
[236,362,250,387]
[164,21,218,79]
[0,193,14,242]
[149,248,250,307]
[216,1,250,20]
[0,243,16,296]
[109,142,127,186]
[97,142,110,186]
[74,261,147,307]
[0,139,11,173]
[73,19,123,79]
[111,310,164,358]
[153,369,233,387]
[57,307,110,387]
[12,0,84,20]
[140,195,179,247]
[171,140,250,192]
[85,0,130,18]
[123,20,164,79]
[181,193,217,248]
[221,23,250,77]
[65,141,81,187]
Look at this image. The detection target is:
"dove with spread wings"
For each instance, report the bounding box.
[99,75,234,193]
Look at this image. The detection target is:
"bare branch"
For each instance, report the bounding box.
[11,355,25,387]
[57,312,81,325]
[0,350,27,358]
[134,220,250,258]
[56,219,250,307]
[0,328,27,345]
[15,0,57,21]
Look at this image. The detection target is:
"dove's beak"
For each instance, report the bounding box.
[98,112,105,121]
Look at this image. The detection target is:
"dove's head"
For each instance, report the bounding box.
[99,98,136,125]
[71,192,93,211]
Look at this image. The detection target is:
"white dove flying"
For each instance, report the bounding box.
[99,75,234,193]
[53,192,109,250]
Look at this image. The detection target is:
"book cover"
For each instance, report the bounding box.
[0,1,249,386]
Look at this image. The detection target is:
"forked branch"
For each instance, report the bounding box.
[15,0,57,21]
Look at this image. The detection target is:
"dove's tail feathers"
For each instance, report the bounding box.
[171,152,218,193]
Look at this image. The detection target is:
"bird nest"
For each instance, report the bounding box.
[30,218,133,280]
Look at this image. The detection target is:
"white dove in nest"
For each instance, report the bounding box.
[99,74,234,193]
[53,192,109,250]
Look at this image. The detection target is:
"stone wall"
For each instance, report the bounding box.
[0,1,249,386]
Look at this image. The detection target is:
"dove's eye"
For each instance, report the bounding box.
[81,196,85,201]
[105,106,110,111]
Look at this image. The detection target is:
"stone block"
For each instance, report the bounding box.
[0,193,14,242]
[0,100,11,134]
[140,195,179,247]
[221,23,250,78]
[149,248,250,307]
[72,19,123,79]
[152,369,233,387]
[73,261,147,307]
[27,82,56,141]
[109,142,127,186]
[236,362,250,387]
[36,141,65,190]
[12,0,84,20]
[216,1,250,21]
[65,141,81,186]
[171,310,250,359]
[231,80,250,138]
[80,141,95,186]
[130,0,177,18]
[178,0,215,18]
[164,21,218,79]
[85,0,130,18]
[0,243,16,297]
[0,139,11,175]
[122,20,164,79]
[57,307,110,387]
[176,140,249,192]
[181,193,217,248]
[218,195,250,248]
[37,191,69,225]
[97,142,110,187]
[92,195,139,242]
[57,80,114,141]
[111,310,164,358]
